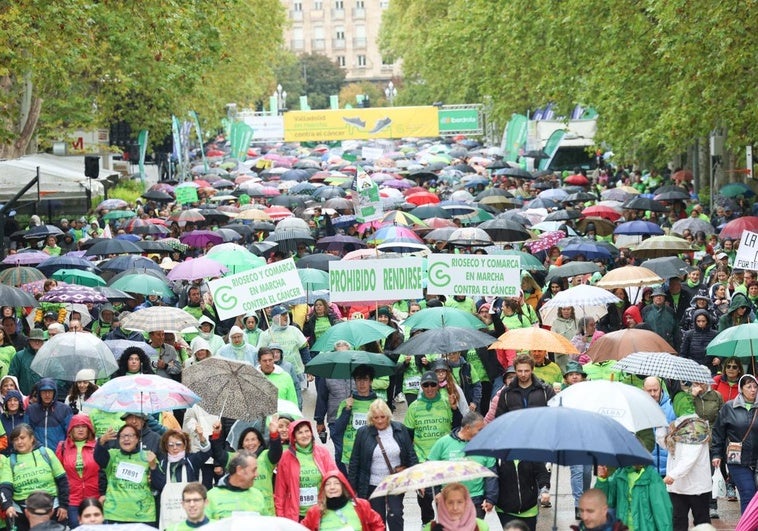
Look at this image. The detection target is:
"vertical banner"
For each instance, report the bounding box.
[229,122,254,161]
[538,129,566,171]
[329,95,339,110]
[171,116,182,169]
[137,130,148,183]
[352,171,383,222]
[189,111,208,173]
[502,114,528,162]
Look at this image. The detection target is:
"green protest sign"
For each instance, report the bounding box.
[174,186,199,205]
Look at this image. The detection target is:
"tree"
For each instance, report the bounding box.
[299,53,346,110]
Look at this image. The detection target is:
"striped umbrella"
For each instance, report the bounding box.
[0,267,46,286]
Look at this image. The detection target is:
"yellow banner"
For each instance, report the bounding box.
[283,106,439,142]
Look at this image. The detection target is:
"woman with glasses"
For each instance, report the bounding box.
[712,356,744,403]
[94,424,157,525]
[151,428,213,529]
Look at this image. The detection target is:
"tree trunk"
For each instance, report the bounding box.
[0,75,42,160]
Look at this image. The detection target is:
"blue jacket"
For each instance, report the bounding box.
[24,378,72,450]
[651,390,676,476]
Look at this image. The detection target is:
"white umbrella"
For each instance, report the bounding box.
[204,516,309,531]
[548,380,668,431]
[539,284,621,327]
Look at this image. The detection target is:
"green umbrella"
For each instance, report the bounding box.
[312,320,396,352]
[206,249,265,274]
[110,274,173,298]
[305,350,397,379]
[459,208,494,225]
[403,307,484,331]
[297,268,329,291]
[102,210,137,221]
[484,249,546,271]
[719,183,754,198]
[0,267,46,286]
[706,323,758,360]
[50,268,106,287]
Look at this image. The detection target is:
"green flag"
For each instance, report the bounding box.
[189,111,208,173]
[538,129,566,170]
[503,114,528,162]
[230,122,254,161]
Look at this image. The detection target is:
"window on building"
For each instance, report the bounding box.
[293,2,302,10]
[336,28,345,40]
[357,55,367,67]
[337,56,346,67]
[356,0,364,7]
[314,0,323,8]
[335,0,344,9]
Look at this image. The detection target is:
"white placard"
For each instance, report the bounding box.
[735,230,758,270]
[426,253,521,297]
[328,258,424,302]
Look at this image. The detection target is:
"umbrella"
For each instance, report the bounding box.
[315,235,366,252]
[167,257,228,281]
[548,380,668,432]
[631,235,694,259]
[30,332,118,381]
[586,329,676,362]
[544,209,581,222]
[490,328,579,354]
[312,320,396,352]
[446,227,493,247]
[110,274,174,298]
[538,188,569,201]
[595,266,663,289]
[653,189,690,202]
[379,211,425,227]
[638,256,689,279]
[297,268,329,291]
[50,269,106,287]
[305,350,397,379]
[575,217,615,237]
[95,286,134,303]
[206,245,266,274]
[465,407,653,531]
[23,225,65,240]
[423,227,457,242]
[402,307,485,331]
[614,352,713,383]
[389,326,494,356]
[720,182,754,198]
[410,205,452,220]
[580,205,622,221]
[102,210,137,221]
[539,285,620,326]
[564,174,590,186]
[104,340,157,360]
[180,230,224,248]
[545,262,600,281]
[107,268,169,286]
[672,170,694,182]
[96,198,129,211]
[204,515,309,531]
[367,225,424,246]
[670,218,715,236]
[563,191,597,203]
[84,239,143,256]
[483,248,546,271]
[135,240,175,253]
[494,167,533,179]
[0,266,46,286]
[294,253,339,272]
[601,188,636,202]
[85,374,200,414]
[524,230,566,254]
[706,323,758,360]
[99,255,163,274]
[720,216,758,240]
[622,196,668,212]
[120,307,199,333]
[1,251,50,266]
[141,190,174,202]
[613,220,665,236]
[39,285,107,304]
[183,358,278,421]
[560,242,612,260]
[265,230,315,254]
[369,459,496,498]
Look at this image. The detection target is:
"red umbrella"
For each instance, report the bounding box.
[405,191,441,206]
[193,179,211,188]
[720,216,758,240]
[403,186,427,196]
[564,174,590,185]
[672,169,694,181]
[581,205,622,221]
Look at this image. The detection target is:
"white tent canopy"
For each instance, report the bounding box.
[0,154,113,201]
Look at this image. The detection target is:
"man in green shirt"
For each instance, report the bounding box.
[206,451,270,519]
[332,365,377,472]
[404,370,462,524]
[168,482,211,531]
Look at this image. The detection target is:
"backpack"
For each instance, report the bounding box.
[10,446,52,470]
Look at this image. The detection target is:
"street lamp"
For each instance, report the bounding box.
[384,81,397,106]
[275,84,287,115]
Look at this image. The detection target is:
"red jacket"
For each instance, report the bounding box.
[55,414,101,506]
[301,470,385,531]
[712,374,741,403]
[275,418,337,521]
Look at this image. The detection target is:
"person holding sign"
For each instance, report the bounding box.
[275,418,337,521]
[93,423,157,525]
[331,365,379,474]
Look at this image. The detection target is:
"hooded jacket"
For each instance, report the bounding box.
[24,378,73,450]
[717,293,754,332]
[1,389,23,454]
[190,316,225,354]
[55,414,101,505]
[596,465,672,531]
[301,470,385,531]
[641,302,680,348]
[679,309,718,366]
[622,306,650,331]
[275,418,337,521]
[656,415,711,496]
[711,374,758,467]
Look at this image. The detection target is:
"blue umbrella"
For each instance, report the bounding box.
[613,220,665,236]
[115,234,141,242]
[561,242,612,260]
[37,255,100,277]
[100,255,163,273]
[466,406,652,531]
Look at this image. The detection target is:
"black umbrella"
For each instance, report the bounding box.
[295,253,340,272]
[197,209,232,223]
[544,209,581,222]
[497,210,532,227]
[563,192,597,203]
[23,225,65,240]
[409,205,452,219]
[388,327,494,356]
[224,224,254,237]
[546,262,601,281]
[639,256,689,280]
[449,164,476,173]
[478,218,531,242]
[37,255,100,277]
[315,235,366,252]
[248,241,278,256]
[494,167,533,179]
[131,224,170,236]
[85,239,143,256]
[265,230,315,253]
[522,149,550,160]
[622,196,667,212]
[269,195,307,209]
[0,284,39,307]
[135,240,174,253]
[653,190,690,202]
[475,188,513,201]
[249,221,276,232]
[141,190,174,202]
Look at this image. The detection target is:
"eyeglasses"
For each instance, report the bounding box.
[421,383,438,388]
[119,434,137,439]
[182,498,205,504]
[725,364,740,369]
[167,442,185,448]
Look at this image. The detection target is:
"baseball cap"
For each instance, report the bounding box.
[271,306,288,317]
[420,371,437,385]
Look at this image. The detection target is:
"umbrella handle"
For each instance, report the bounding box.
[218,394,229,419]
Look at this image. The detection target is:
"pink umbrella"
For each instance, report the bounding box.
[737,492,758,531]
[525,230,566,253]
[264,206,293,220]
[167,257,228,281]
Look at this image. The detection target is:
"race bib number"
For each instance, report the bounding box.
[300,486,318,507]
[115,461,145,483]
[352,412,367,430]
[406,376,421,390]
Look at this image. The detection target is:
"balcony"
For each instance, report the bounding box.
[352,7,365,19]
[331,8,345,19]
[290,10,303,20]
[311,38,326,51]
[332,38,346,50]
[353,37,367,49]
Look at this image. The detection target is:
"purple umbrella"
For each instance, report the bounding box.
[96,199,129,211]
[2,251,50,266]
[40,285,108,304]
[167,257,228,281]
[382,179,414,189]
[180,230,224,249]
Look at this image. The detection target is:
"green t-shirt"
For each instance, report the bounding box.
[167,518,213,531]
[319,503,363,531]
[465,349,489,383]
[1,450,65,501]
[102,449,156,522]
[206,483,268,520]
[0,346,16,379]
[533,362,563,386]
[87,409,125,438]
[427,434,496,498]
[336,396,373,465]
[297,447,323,516]
[403,394,453,461]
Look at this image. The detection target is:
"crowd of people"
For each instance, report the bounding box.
[0,140,754,531]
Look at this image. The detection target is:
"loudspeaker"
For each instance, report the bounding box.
[84,156,100,179]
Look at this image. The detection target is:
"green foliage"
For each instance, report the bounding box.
[299,53,346,109]
[108,179,145,207]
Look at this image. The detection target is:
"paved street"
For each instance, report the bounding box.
[301,385,743,530]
